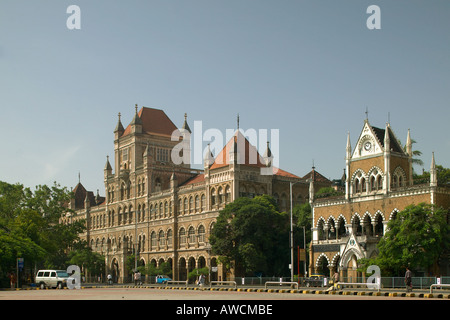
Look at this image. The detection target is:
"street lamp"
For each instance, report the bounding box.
[289,181,301,282]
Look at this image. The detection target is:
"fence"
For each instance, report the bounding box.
[80,275,450,290]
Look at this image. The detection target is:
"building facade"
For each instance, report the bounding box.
[61,106,330,283]
[309,119,450,279]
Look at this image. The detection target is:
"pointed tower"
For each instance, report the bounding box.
[130,104,143,134]
[383,123,391,193]
[345,132,351,199]
[114,112,124,139]
[181,113,191,133]
[430,152,437,187]
[406,129,413,186]
[263,141,273,167]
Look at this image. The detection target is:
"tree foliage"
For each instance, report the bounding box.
[359,203,449,276]
[210,195,289,277]
[0,180,87,286]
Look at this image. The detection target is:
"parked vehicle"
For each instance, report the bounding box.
[35,270,70,289]
[156,275,171,284]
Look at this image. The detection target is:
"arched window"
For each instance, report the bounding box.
[150,232,157,250]
[158,230,165,248]
[225,185,231,203]
[167,229,173,248]
[201,194,205,212]
[188,226,195,244]
[189,196,194,213]
[198,225,205,243]
[179,228,186,246]
[211,188,216,206]
[195,195,199,212]
[218,187,224,204]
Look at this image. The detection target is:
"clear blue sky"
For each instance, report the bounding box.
[1,0,449,193]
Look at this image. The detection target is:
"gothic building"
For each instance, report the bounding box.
[61,106,331,283]
[309,119,450,279]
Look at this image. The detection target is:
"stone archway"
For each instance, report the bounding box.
[178,258,187,281]
[110,258,120,283]
[340,247,364,282]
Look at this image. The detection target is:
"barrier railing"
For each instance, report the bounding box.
[210,281,237,289]
[430,284,450,294]
[265,281,299,290]
[165,280,188,287]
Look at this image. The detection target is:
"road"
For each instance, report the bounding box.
[0,286,444,300]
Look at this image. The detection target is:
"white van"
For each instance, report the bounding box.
[35,270,69,289]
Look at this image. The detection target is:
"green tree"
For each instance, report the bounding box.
[360,203,449,276]
[210,195,289,277]
[0,180,88,286]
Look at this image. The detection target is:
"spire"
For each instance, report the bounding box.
[104,155,112,171]
[114,112,125,133]
[131,104,142,126]
[237,113,240,131]
[263,141,273,167]
[430,152,437,187]
[406,129,412,157]
[204,144,214,168]
[346,132,352,160]
[384,123,390,152]
[182,113,191,133]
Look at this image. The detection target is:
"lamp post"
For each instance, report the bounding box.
[289,181,301,282]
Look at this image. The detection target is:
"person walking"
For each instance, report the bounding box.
[405,267,412,292]
[134,270,141,286]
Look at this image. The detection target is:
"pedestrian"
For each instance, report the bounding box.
[333,271,339,285]
[405,267,412,292]
[134,270,141,286]
[107,273,113,285]
[197,274,205,287]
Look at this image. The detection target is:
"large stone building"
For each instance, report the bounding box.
[309,119,450,279]
[61,106,330,283]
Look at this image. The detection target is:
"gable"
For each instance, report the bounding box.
[351,121,405,160]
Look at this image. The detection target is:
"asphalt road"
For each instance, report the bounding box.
[0,286,443,300]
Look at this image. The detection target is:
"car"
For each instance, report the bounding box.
[304,274,325,287]
[35,270,70,289]
[155,275,171,284]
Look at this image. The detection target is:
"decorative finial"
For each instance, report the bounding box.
[118,112,121,121]
[365,107,369,121]
[135,104,138,114]
[237,113,240,130]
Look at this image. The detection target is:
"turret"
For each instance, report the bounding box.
[383,123,391,193]
[430,152,437,187]
[130,104,142,134]
[114,112,124,139]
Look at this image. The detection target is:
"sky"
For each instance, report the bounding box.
[1,0,449,194]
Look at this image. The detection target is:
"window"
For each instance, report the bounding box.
[151,232,157,249]
[156,148,169,162]
[198,225,205,243]
[195,195,199,212]
[188,227,196,244]
[179,228,186,245]
[201,194,205,212]
[189,196,194,213]
[158,230,165,248]
[167,229,173,248]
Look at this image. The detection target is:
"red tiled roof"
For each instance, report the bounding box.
[273,167,300,179]
[210,131,266,169]
[182,174,205,186]
[301,170,331,183]
[123,107,178,137]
